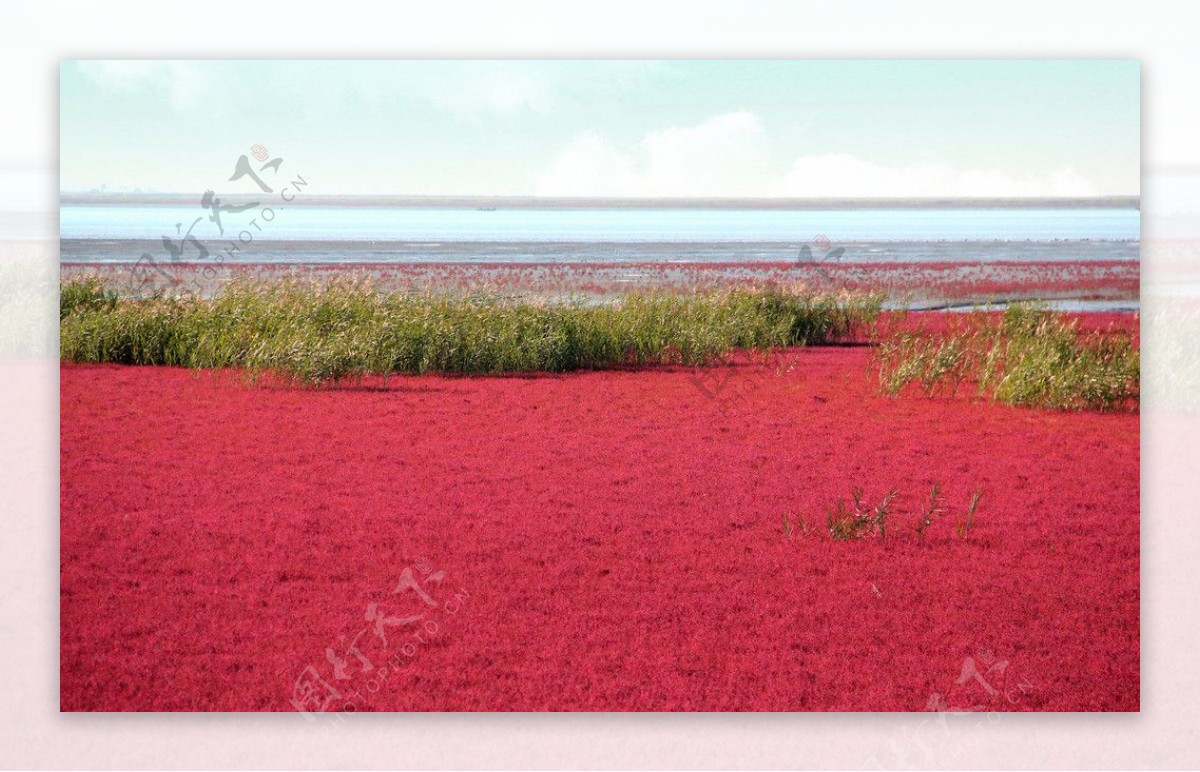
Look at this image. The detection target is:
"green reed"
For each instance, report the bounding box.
[60,276,883,385]
[876,303,1139,411]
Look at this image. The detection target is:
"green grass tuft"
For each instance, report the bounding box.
[786,485,982,544]
[956,489,984,539]
[876,303,1139,411]
[914,482,944,540]
[60,275,118,320]
[824,487,897,541]
[60,277,883,384]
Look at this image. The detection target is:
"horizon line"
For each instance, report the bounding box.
[59,192,1141,210]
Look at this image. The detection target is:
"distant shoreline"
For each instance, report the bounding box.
[59,193,1141,210]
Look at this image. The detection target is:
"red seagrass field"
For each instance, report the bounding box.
[59,311,1139,712]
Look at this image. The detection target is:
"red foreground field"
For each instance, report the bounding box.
[60,317,1139,712]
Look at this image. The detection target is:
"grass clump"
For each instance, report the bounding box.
[876,303,1139,411]
[60,275,118,320]
[955,490,984,539]
[60,277,883,384]
[783,485,982,543]
[781,488,897,542]
[914,483,944,541]
[825,487,898,541]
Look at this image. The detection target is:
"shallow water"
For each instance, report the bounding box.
[61,204,1139,242]
[60,237,1139,265]
[59,204,1139,265]
[60,203,1142,311]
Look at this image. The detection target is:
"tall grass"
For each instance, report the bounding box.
[956,490,984,539]
[60,275,117,320]
[877,303,1139,411]
[914,483,944,541]
[823,487,897,541]
[60,277,883,384]
[782,485,980,543]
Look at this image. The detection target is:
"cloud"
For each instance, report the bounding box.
[424,64,554,121]
[420,61,665,123]
[536,112,1101,198]
[75,61,215,112]
[531,133,639,197]
[474,69,552,115]
[536,110,772,197]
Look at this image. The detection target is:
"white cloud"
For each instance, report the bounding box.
[640,111,772,196]
[536,110,772,197]
[425,64,554,121]
[475,69,551,115]
[420,61,664,123]
[532,133,639,197]
[75,61,214,112]
[536,113,1101,198]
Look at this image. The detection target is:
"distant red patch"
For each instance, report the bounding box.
[62,259,1139,307]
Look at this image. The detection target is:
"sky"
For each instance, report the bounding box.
[59,60,1140,199]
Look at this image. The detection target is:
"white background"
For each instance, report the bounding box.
[2,1,1198,768]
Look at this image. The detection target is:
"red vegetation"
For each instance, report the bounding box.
[61,316,1139,712]
[64,259,1139,306]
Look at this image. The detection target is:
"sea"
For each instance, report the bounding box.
[59,204,1139,265]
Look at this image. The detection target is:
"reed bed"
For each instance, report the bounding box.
[876,303,1139,411]
[60,276,883,384]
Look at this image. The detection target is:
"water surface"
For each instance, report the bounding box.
[60,204,1140,265]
